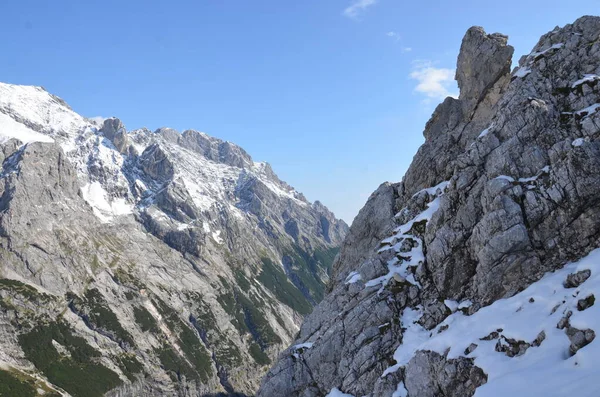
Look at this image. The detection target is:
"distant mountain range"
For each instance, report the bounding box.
[0,81,348,396]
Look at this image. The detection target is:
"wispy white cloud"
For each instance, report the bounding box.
[409,60,458,101]
[343,0,377,19]
[88,116,107,125]
[386,31,412,53]
[386,31,400,41]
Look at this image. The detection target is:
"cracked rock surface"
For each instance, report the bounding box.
[0,79,348,395]
[259,16,600,397]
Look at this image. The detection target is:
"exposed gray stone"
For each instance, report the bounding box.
[330,182,398,289]
[577,294,595,311]
[138,143,175,182]
[464,343,478,355]
[564,269,592,288]
[566,327,596,355]
[259,16,600,397]
[557,310,573,330]
[0,81,349,396]
[101,117,129,154]
[495,336,530,357]
[456,26,514,114]
[404,351,487,397]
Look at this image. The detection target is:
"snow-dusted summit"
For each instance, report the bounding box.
[0,81,348,396]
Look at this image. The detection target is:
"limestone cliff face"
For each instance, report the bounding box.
[0,82,347,396]
[259,16,600,397]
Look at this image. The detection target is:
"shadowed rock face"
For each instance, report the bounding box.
[178,129,254,169]
[258,16,600,397]
[139,143,175,182]
[0,79,348,394]
[101,117,130,154]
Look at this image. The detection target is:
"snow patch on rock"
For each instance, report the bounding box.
[381,248,600,397]
[325,388,354,397]
[0,112,54,144]
[571,74,600,88]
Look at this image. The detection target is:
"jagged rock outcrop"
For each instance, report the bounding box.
[259,16,600,397]
[329,182,399,288]
[101,117,129,154]
[404,351,487,397]
[0,80,348,396]
[138,143,175,182]
[456,27,514,115]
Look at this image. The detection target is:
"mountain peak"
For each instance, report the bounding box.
[0,80,348,395]
[456,25,514,112]
[258,16,600,397]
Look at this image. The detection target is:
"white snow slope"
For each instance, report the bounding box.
[0,82,309,224]
[337,180,600,397]
[373,185,600,397]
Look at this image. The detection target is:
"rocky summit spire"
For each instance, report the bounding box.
[456,26,514,114]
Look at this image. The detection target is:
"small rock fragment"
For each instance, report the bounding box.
[495,336,530,357]
[464,343,478,355]
[577,294,595,311]
[532,331,546,347]
[557,310,573,330]
[564,269,592,288]
[566,327,596,355]
[480,331,500,341]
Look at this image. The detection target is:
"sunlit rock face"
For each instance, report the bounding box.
[258,16,600,397]
[0,81,348,396]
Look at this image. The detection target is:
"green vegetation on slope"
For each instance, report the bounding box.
[258,257,312,315]
[0,278,54,320]
[285,245,340,303]
[112,268,145,290]
[217,283,283,365]
[152,298,213,382]
[0,279,52,302]
[18,321,122,397]
[67,289,135,347]
[233,269,252,291]
[217,288,282,347]
[249,342,271,366]
[0,368,61,397]
[0,369,38,397]
[133,305,158,333]
[216,290,247,334]
[116,354,144,382]
[313,246,340,272]
[189,300,243,368]
[155,345,197,383]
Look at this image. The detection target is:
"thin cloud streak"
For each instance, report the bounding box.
[343,0,377,19]
[386,31,412,53]
[386,31,401,41]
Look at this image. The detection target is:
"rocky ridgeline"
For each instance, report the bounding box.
[258,16,600,397]
[0,80,348,396]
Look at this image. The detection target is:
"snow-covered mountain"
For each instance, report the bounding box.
[258,15,600,397]
[0,81,348,396]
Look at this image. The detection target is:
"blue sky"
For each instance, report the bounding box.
[0,1,597,223]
